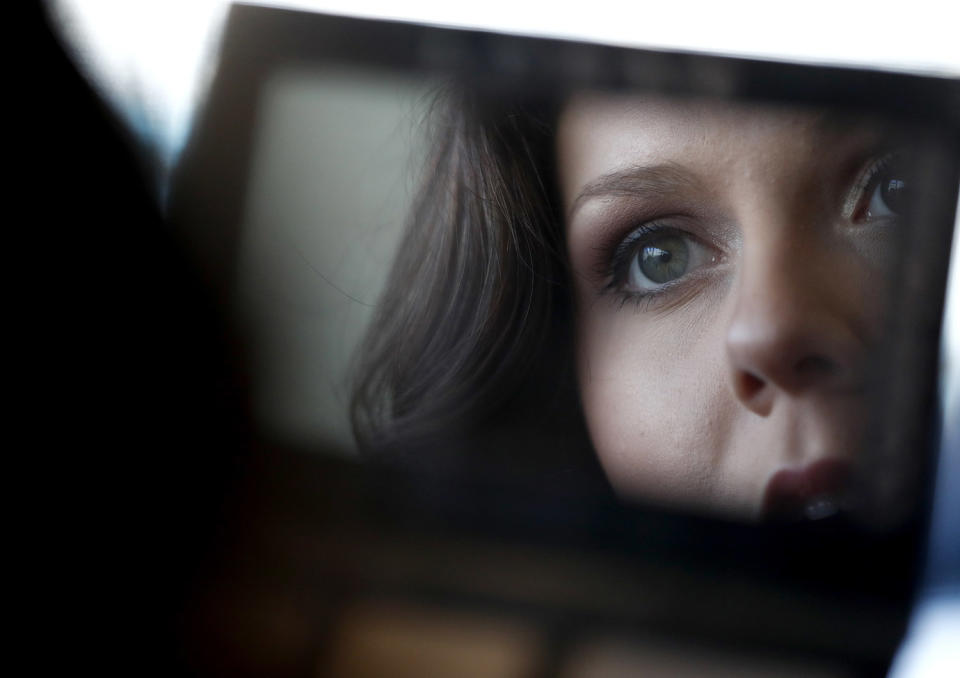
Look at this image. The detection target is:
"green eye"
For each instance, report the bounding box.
[632,234,691,288]
[609,224,716,298]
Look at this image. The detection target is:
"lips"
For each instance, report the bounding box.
[761,458,852,522]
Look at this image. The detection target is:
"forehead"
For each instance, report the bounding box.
[556,93,882,209]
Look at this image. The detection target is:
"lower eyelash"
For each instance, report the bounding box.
[613,293,660,312]
[609,286,673,310]
[608,273,707,315]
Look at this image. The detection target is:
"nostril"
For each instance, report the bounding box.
[732,369,776,416]
[739,371,764,397]
[735,370,767,402]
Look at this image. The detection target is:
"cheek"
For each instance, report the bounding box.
[575,300,735,506]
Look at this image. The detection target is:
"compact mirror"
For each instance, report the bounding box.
[174,9,957,529]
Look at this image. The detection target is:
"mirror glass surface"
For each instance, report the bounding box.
[229,59,955,525]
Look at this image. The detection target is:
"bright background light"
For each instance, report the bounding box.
[50,0,229,176]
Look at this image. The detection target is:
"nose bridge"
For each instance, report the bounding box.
[734,227,824,338]
[725,213,863,415]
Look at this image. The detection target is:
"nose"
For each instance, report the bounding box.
[725,242,868,417]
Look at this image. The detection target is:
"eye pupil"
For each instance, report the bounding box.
[639,236,689,284]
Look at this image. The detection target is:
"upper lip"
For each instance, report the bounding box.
[761,458,852,522]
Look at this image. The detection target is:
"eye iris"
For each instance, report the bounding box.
[640,236,689,284]
[880,176,907,215]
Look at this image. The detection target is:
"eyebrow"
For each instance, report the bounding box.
[568,162,703,220]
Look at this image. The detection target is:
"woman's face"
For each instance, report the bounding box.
[558,94,906,520]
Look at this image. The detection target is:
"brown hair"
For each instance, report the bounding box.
[350,83,597,479]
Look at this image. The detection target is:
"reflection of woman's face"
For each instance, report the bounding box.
[559,94,905,519]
